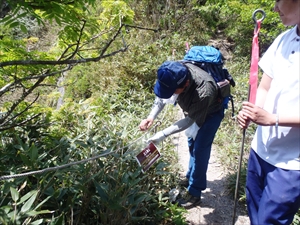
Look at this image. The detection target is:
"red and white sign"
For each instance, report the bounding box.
[135,142,161,173]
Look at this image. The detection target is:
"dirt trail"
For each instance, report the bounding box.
[171,111,250,225]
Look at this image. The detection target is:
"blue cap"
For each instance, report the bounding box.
[154,61,189,99]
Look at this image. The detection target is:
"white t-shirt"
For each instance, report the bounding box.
[251,26,300,170]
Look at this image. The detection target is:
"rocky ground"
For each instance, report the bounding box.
[171,111,250,225]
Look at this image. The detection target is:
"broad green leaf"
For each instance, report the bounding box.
[0,205,11,214]
[26,210,52,216]
[7,210,17,222]
[54,16,61,26]
[93,181,108,202]
[9,21,20,28]
[20,191,38,213]
[29,145,38,161]
[20,24,27,33]
[10,187,19,202]
[29,218,44,225]
[49,214,64,225]
[19,153,31,167]
[34,196,51,210]
[18,190,37,205]
[0,207,10,223]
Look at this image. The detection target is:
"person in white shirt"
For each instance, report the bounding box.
[237,0,300,224]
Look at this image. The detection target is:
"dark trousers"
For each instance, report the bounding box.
[246,149,300,225]
[186,108,224,197]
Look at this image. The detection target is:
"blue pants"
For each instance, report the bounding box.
[247,149,300,225]
[186,108,224,197]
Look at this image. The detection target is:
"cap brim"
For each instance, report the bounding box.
[154,80,176,99]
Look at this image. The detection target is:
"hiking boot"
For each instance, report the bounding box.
[177,193,201,209]
[178,177,189,188]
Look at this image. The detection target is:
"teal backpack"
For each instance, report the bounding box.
[181,45,236,116]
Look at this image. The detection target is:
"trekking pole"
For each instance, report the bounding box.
[232,9,266,225]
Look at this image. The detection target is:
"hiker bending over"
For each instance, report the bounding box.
[139,61,226,209]
[237,0,300,224]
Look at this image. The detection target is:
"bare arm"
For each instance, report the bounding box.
[255,73,272,107]
[238,102,300,127]
[237,73,272,129]
[238,73,300,128]
[255,73,300,127]
[277,115,300,127]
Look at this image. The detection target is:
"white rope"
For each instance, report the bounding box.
[0,99,177,181]
[0,121,162,181]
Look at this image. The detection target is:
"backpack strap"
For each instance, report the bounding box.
[180,60,235,117]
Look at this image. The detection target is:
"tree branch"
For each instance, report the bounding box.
[0,79,43,126]
[0,23,129,68]
[0,23,156,131]
[0,113,42,132]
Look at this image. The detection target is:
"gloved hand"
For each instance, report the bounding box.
[147,131,166,145]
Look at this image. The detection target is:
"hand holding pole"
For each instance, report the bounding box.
[232,9,266,225]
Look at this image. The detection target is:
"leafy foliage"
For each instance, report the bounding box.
[1,0,97,29]
[1,97,185,224]
[0,0,134,132]
[193,0,288,56]
[1,0,299,224]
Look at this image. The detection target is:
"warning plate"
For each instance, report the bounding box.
[135,142,161,173]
